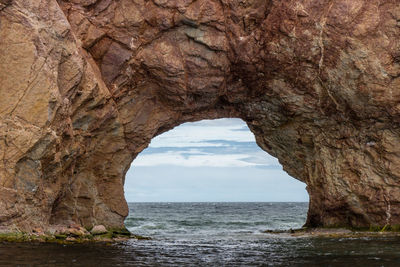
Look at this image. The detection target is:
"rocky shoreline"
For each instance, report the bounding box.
[264,227,400,238]
[2,226,400,244]
[0,225,151,244]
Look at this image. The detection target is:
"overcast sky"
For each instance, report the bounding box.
[124,118,309,202]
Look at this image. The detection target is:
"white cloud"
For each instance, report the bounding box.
[188,118,246,127]
[132,118,281,168]
[125,118,308,202]
[149,141,230,148]
[133,151,279,167]
[149,119,255,148]
[125,166,308,202]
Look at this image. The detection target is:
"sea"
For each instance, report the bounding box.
[1,202,400,266]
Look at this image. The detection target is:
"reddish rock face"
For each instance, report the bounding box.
[0,0,400,231]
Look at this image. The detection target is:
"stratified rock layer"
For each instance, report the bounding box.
[0,0,400,231]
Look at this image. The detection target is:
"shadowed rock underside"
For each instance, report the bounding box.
[1,0,400,232]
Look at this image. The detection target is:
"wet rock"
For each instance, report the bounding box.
[66,237,77,242]
[32,228,43,234]
[66,228,86,237]
[91,225,107,235]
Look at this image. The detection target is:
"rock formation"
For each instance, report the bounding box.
[0,0,400,232]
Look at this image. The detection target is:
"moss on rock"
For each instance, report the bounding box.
[0,227,150,244]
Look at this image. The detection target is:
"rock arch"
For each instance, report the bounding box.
[0,0,400,232]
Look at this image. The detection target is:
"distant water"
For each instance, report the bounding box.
[125,202,308,239]
[2,202,400,266]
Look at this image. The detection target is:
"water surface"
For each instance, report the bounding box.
[1,202,400,266]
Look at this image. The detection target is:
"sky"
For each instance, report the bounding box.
[124,118,309,202]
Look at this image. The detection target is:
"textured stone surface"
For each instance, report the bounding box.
[91,225,107,235]
[0,0,400,232]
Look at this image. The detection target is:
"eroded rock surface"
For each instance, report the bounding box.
[0,0,400,231]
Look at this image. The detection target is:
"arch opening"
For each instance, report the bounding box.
[124,118,309,231]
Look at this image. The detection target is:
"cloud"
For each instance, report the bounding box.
[187,118,246,127]
[126,118,308,202]
[149,119,255,148]
[131,118,281,168]
[125,166,308,202]
[133,150,280,167]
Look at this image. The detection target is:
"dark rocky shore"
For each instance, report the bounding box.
[3,226,400,244]
[264,227,400,238]
[0,225,150,244]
